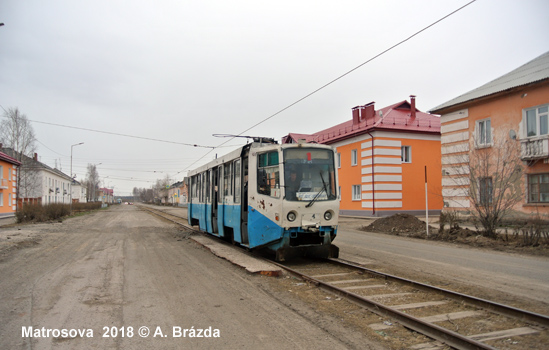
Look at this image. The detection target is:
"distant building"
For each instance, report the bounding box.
[0,148,78,206]
[168,178,189,207]
[430,51,549,217]
[283,96,443,217]
[71,180,87,204]
[98,188,114,204]
[0,150,21,218]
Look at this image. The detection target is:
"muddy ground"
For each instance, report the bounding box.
[362,213,549,257]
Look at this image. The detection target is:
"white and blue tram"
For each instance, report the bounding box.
[188,140,339,261]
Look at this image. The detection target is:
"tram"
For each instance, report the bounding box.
[188,139,339,261]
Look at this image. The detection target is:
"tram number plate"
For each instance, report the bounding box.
[302,213,321,226]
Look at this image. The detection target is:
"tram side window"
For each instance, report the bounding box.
[257,151,280,198]
[218,165,223,203]
[200,173,204,202]
[196,174,202,202]
[204,170,211,203]
[191,176,197,201]
[224,162,233,199]
[234,159,241,203]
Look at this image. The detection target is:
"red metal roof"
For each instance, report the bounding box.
[0,151,22,166]
[283,98,441,145]
[99,188,114,195]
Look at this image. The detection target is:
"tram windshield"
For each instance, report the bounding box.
[283,148,337,202]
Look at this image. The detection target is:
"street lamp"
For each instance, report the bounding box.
[70,142,84,212]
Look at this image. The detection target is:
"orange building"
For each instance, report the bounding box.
[283,96,443,217]
[0,151,21,218]
[431,51,549,217]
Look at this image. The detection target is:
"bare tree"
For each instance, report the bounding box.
[0,107,38,207]
[0,107,37,158]
[469,136,523,237]
[153,174,171,204]
[132,187,154,203]
[444,131,523,237]
[84,164,100,202]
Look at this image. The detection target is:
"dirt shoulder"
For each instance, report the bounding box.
[343,214,549,257]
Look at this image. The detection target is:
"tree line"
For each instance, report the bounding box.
[132,174,172,203]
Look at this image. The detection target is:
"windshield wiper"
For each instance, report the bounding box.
[305,172,329,208]
[305,188,325,208]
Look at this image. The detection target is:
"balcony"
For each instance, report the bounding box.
[521,138,549,161]
[0,178,8,190]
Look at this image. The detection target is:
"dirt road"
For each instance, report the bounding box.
[0,206,382,350]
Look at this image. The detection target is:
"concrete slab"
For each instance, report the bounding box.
[191,235,282,277]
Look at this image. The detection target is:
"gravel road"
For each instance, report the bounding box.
[0,206,383,350]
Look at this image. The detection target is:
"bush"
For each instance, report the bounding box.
[72,202,102,212]
[514,218,549,247]
[15,202,103,223]
[15,203,46,223]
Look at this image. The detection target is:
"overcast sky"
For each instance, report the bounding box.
[1,0,547,196]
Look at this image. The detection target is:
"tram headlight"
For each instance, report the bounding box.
[287,211,297,222]
[324,210,333,221]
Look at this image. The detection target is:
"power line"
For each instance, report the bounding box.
[181,0,477,173]
[31,118,216,148]
[0,108,218,149]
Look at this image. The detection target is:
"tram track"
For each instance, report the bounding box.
[140,204,548,349]
[273,258,548,350]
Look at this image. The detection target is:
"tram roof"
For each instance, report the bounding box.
[187,142,334,176]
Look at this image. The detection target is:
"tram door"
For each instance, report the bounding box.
[240,155,249,245]
[211,167,219,233]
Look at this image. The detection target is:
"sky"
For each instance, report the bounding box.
[1,0,548,196]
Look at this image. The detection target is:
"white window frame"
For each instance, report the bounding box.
[476,118,492,147]
[352,185,361,201]
[525,104,549,138]
[401,146,411,163]
[528,173,549,203]
[351,149,357,166]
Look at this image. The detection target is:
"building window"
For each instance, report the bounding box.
[528,174,549,203]
[0,193,3,207]
[352,185,361,201]
[479,177,493,206]
[401,146,411,163]
[351,149,357,166]
[476,118,492,146]
[526,105,549,137]
[337,153,341,168]
[338,186,341,201]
